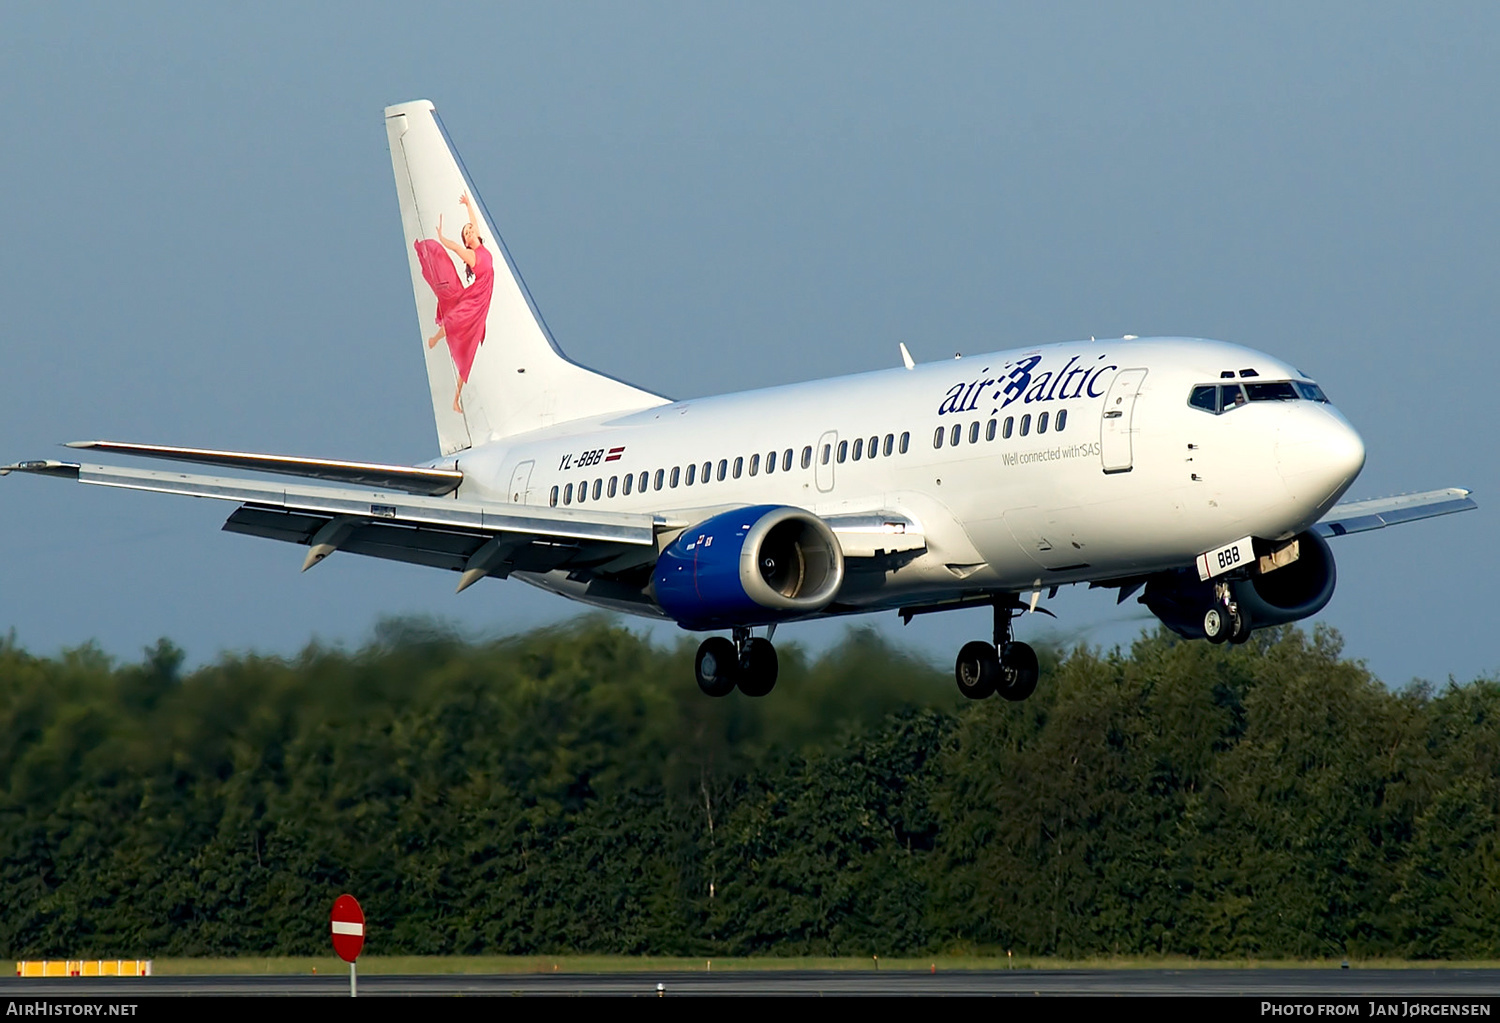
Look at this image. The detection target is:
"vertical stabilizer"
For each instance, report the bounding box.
[385,101,668,454]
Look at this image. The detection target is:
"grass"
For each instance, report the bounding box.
[144,956,1500,975]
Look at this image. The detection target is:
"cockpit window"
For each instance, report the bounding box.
[1188,379,1330,414]
[1244,381,1299,402]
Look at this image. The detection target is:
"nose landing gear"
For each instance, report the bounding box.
[954,600,1039,701]
[1203,581,1252,645]
[694,626,780,697]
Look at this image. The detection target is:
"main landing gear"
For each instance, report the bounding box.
[954,600,1039,701]
[695,626,779,698]
[1202,580,1252,645]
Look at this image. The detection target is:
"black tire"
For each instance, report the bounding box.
[1228,606,1253,645]
[955,640,998,700]
[998,641,1039,702]
[737,637,779,697]
[694,636,738,697]
[1203,606,1228,644]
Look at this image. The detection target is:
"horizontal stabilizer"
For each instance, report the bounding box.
[1314,487,1476,537]
[62,441,463,496]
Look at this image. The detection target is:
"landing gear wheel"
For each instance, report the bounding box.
[737,637,779,697]
[1228,606,1252,645]
[695,636,739,697]
[997,641,1039,702]
[955,641,999,700]
[1203,606,1228,644]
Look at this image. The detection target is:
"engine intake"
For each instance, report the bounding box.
[1141,531,1337,640]
[653,505,845,629]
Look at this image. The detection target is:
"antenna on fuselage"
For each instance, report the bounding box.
[899,343,915,370]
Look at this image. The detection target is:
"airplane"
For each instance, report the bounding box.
[3,99,1477,701]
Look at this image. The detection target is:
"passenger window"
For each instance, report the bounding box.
[670,467,680,488]
[608,476,617,498]
[986,419,996,441]
[685,463,696,486]
[767,450,778,473]
[623,474,633,496]
[732,456,743,479]
[1189,385,1218,413]
[1020,414,1031,436]
[784,448,793,471]
[967,421,979,444]
[1056,409,1067,432]
[654,469,664,491]
[869,435,878,457]
[749,453,760,476]
[1037,411,1049,434]
[717,459,727,481]
[577,480,587,504]
[899,432,909,454]
[1003,416,1014,439]
[564,482,574,505]
[837,440,848,463]
[801,446,812,469]
[933,427,944,449]
[950,424,961,447]
[883,434,894,456]
[592,479,602,500]
[639,471,649,493]
[821,444,831,465]
[701,461,711,483]
[550,485,559,507]
[852,438,863,461]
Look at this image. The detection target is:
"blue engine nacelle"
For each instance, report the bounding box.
[1140,531,1338,640]
[653,505,845,630]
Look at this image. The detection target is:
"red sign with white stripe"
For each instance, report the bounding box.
[330,894,365,963]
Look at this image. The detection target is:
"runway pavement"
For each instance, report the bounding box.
[5,968,1500,997]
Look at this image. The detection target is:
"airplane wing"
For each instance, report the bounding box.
[61,440,464,496]
[3,458,664,598]
[1313,487,1476,537]
[4,447,930,604]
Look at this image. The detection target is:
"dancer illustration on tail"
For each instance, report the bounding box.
[414,192,495,413]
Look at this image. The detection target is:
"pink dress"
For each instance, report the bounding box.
[414,239,495,382]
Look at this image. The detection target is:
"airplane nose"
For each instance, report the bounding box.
[1276,408,1366,510]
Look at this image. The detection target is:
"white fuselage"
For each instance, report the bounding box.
[444,337,1366,621]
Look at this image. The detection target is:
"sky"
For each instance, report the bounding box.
[1,2,1494,687]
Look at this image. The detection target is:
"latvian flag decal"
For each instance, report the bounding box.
[605,446,626,462]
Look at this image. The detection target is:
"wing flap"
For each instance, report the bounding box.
[1314,487,1476,537]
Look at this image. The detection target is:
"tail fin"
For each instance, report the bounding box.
[385,100,667,454]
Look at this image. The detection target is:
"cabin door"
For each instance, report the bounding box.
[1099,369,1148,474]
[508,460,534,504]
